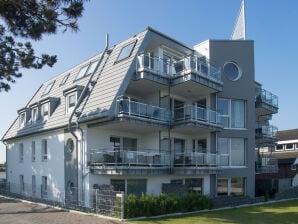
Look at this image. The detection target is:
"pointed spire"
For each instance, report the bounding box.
[231,0,246,40]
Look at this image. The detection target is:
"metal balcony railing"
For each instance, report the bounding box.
[256,88,278,108]
[137,54,221,82]
[88,149,170,167]
[117,97,171,122]
[256,125,278,138]
[174,105,221,125]
[256,157,278,173]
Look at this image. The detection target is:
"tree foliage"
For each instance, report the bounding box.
[0,0,88,91]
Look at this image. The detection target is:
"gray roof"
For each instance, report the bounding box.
[277,129,298,142]
[2,27,192,141]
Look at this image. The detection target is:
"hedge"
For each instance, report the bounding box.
[124,193,213,218]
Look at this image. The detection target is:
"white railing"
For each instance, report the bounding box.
[137,54,221,82]
[117,97,171,122]
[174,105,221,125]
[88,149,170,167]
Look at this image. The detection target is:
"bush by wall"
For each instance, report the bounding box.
[124,193,213,218]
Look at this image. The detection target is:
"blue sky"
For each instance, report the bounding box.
[0,0,297,163]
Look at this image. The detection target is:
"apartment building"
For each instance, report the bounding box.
[2,27,278,205]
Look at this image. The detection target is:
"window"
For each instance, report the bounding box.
[275,144,284,151]
[42,139,48,161]
[60,73,70,86]
[218,177,245,196]
[19,143,24,162]
[75,65,89,80]
[67,181,75,195]
[19,112,26,127]
[218,98,246,129]
[32,175,36,196]
[42,176,47,198]
[111,179,125,192]
[170,179,183,185]
[223,61,242,81]
[185,178,203,194]
[67,93,76,113]
[20,175,24,193]
[66,139,74,154]
[127,179,146,197]
[217,178,228,196]
[163,54,171,75]
[231,177,245,196]
[123,137,137,151]
[285,143,294,151]
[86,60,99,76]
[41,103,49,121]
[218,138,245,166]
[31,107,38,123]
[31,141,36,162]
[43,81,55,95]
[291,164,297,171]
[116,41,136,62]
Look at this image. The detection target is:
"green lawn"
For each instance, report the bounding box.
[129,199,298,224]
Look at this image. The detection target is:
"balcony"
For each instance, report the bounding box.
[135,54,222,98]
[255,157,278,174]
[173,150,222,174]
[255,88,278,116]
[255,125,278,146]
[173,105,222,132]
[88,149,170,175]
[116,96,171,126]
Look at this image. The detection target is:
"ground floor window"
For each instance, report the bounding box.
[127,179,147,197]
[110,179,147,197]
[185,178,203,194]
[217,177,245,196]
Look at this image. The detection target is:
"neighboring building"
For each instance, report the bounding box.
[256,129,298,196]
[2,27,278,206]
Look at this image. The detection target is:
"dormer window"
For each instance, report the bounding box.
[67,93,77,113]
[31,107,38,123]
[116,40,137,62]
[43,81,55,96]
[41,103,49,121]
[19,112,26,127]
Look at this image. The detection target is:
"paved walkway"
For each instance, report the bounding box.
[0,196,126,224]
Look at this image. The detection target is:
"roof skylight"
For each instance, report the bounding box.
[86,60,99,76]
[60,73,70,86]
[42,81,55,95]
[75,65,89,80]
[116,40,137,62]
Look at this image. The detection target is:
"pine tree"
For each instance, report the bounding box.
[0,0,88,91]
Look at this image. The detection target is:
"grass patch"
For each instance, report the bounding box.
[130,199,298,224]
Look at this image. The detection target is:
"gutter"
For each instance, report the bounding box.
[68,34,110,205]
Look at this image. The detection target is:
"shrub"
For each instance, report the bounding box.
[124,193,213,218]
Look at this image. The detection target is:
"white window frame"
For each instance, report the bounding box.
[31,141,36,162]
[66,92,77,113]
[31,107,38,123]
[285,143,295,151]
[42,139,48,162]
[19,112,26,127]
[19,143,24,163]
[275,144,284,151]
[41,103,49,121]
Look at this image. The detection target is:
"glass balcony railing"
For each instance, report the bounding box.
[174,151,217,167]
[256,88,278,108]
[117,97,171,122]
[255,125,278,138]
[88,149,170,167]
[256,157,278,173]
[137,54,221,82]
[174,105,221,125]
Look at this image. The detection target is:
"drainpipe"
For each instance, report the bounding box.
[2,141,8,182]
[68,33,110,205]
